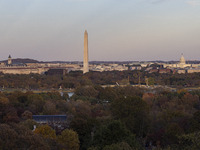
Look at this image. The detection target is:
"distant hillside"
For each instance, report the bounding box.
[0,58,39,64]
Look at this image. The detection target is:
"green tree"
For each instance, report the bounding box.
[98,87,118,102]
[75,86,99,98]
[20,119,38,130]
[70,116,95,150]
[57,129,80,150]
[148,77,155,85]
[178,131,200,150]
[27,94,45,114]
[188,110,200,132]
[164,123,184,146]
[111,96,149,137]
[92,120,141,149]
[102,142,133,150]
[63,92,69,100]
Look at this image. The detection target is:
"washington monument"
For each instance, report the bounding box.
[83,30,89,74]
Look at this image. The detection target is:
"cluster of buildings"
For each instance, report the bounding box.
[90,64,128,72]
[0,30,199,75]
[0,54,199,74]
[148,54,200,74]
[0,55,82,75]
[89,54,200,74]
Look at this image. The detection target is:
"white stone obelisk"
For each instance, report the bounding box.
[83,30,89,74]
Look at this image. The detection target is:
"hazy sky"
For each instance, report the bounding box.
[0,0,200,61]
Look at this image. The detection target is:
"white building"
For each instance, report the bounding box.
[163,54,192,69]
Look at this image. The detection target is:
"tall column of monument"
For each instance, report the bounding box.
[83,30,89,74]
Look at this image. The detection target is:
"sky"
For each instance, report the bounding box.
[0,0,200,61]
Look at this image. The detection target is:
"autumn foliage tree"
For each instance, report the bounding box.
[34,124,56,139]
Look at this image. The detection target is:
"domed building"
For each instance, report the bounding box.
[179,54,186,65]
[178,54,189,68]
[163,54,191,69]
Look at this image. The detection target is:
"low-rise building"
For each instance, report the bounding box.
[187,68,200,73]
[177,69,186,74]
[159,69,172,74]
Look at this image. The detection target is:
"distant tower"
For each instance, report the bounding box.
[83,30,89,74]
[8,55,12,65]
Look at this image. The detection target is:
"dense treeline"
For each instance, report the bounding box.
[72,86,200,149]
[0,71,200,89]
[1,84,200,149]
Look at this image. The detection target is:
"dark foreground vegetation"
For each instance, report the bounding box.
[1,87,200,149]
[0,70,200,89]
[0,71,200,149]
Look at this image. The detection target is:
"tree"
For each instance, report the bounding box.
[43,101,57,115]
[20,119,38,130]
[3,107,20,123]
[34,124,56,139]
[0,123,50,150]
[0,96,9,105]
[62,92,69,100]
[27,94,45,114]
[21,110,32,120]
[98,87,118,102]
[164,123,184,146]
[111,96,149,137]
[148,77,155,85]
[0,124,18,149]
[188,110,200,132]
[70,114,95,149]
[75,86,99,98]
[178,131,200,150]
[102,142,133,150]
[92,120,141,149]
[57,129,80,150]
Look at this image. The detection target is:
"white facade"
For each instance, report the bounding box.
[163,55,192,69]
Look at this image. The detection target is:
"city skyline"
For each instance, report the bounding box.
[0,0,200,61]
